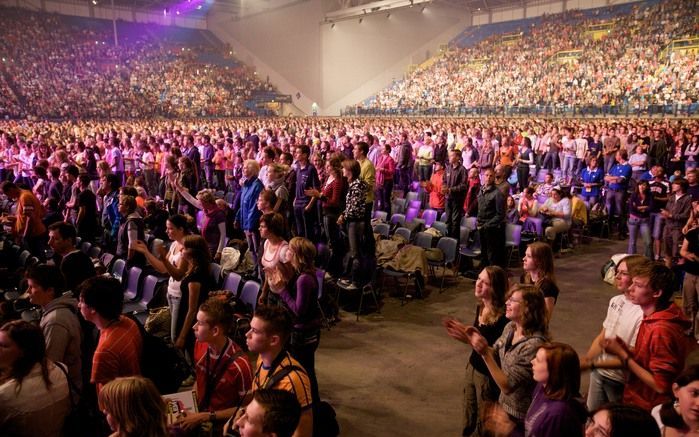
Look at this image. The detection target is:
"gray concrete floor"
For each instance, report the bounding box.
[316,238,631,437]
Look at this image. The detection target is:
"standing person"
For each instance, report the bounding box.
[174,185,227,262]
[77,276,142,395]
[131,214,190,343]
[396,132,413,196]
[46,221,97,293]
[258,213,292,306]
[115,194,146,268]
[603,128,621,174]
[236,160,264,266]
[0,181,46,259]
[521,242,560,318]
[269,237,322,402]
[172,235,213,354]
[305,158,344,270]
[466,284,549,435]
[375,143,396,216]
[477,168,506,268]
[526,343,587,436]
[292,145,320,240]
[680,202,699,342]
[515,137,534,193]
[581,255,646,411]
[580,157,604,206]
[604,150,632,236]
[175,299,253,433]
[444,266,509,437]
[603,262,693,411]
[443,150,468,240]
[75,174,98,243]
[662,177,692,268]
[424,160,445,215]
[463,167,481,218]
[98,376,169,437]
[417,139,434,182]
[627,181,654,258]
[0,321,70,437]
[24,264,83,392]
[354,141,376,230]
[337,159,368,289]
[649,166,670,261]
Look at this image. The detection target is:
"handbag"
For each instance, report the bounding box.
[144,306,171,339]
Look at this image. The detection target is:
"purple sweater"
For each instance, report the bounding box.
[280,273,320,330]
[524,384,586,437]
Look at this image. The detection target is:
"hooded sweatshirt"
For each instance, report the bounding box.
[41,294,82,392]
[623,303,692,411]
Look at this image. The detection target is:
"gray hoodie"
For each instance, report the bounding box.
[41,294,82,392]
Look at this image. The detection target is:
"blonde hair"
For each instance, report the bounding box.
[288,237,316,275]
[98,376,169,437]
[245,159,260,176]
[196,189,217,206]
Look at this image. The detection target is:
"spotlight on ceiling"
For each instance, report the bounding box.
[92,0,97,4]
[196,4,202,9]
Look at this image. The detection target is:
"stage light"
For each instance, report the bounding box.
[196,4,202,9]
[176,10,180,15]
[92,0,97,4]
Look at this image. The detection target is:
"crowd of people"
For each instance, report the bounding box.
[0,7,276,119]
[361,0,699,113]
[0,113,698,436]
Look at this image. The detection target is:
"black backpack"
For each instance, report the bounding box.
[126,314,192,394]
[265,365,340,437]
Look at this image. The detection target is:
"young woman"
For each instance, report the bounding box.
[257,189,278,216]
[587,403,660,437]
[269,236,322,400]
[132,214,191,343]
[337,159,368,287]
[305,157,344,274]
[267,163,289,214]
[627,180,654,258]
[376,143,396,216]
[518,187,539,224]
[506,195,519,224]
[258,212,292,306]
[526,342,587,436]
[174,185,227,262]
[580,156,604,206]
[516,137,534,193]
[444,266,509,437]
[539,188,572,248]
[652,364,699,435]
[0,320,70,437]
[170,235,212,353]
[521,241,560,318]
[466,284,549,435]
[98,376,169,437]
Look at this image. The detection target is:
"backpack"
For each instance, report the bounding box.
[265,365,340,437]
[126,314,192,394]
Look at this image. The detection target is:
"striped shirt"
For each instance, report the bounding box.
[91,316,142,389]
[194,339,253,411]
[253,352,313,409]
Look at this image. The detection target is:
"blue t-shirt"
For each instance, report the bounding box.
[607,163,632,191]
[581,167,603,198]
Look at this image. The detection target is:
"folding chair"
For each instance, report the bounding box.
[428,237,458,293]
[505,223,523,267]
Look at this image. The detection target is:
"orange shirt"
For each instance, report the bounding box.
[16,190,46,237]
[253,352,313,409]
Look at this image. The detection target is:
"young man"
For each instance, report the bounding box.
[47,221,96,293]
[662,177,692,267]
[603,262,692,411]
[245,305,314,437]
[176,298,253,433]
[235,389,302,437]
[24,263,83,392]
[78,275,142,395]
[292,145,320,240]
[443,149,468,240]
[477,168,506,268]
[580,255,645,410]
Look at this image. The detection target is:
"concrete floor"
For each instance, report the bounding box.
[315,238,631,437]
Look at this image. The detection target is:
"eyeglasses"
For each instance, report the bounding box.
[585,418,610,437]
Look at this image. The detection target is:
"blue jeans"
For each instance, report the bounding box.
[561,155,576,182]
[587,369,625,411]
[627,216,652,258]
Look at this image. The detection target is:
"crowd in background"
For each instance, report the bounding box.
[0,7,275,119]
[363,0,699,112]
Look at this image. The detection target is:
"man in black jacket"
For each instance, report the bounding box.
[443,150,468,239]
[477,168,506,268]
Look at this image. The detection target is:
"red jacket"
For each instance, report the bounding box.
[623,304,692,411]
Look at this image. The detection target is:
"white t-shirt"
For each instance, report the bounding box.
[167,241,184,298]
[598,293,643,383]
